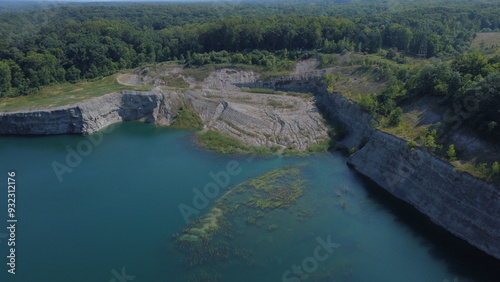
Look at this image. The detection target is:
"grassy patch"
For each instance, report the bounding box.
[285,91,314,99]
[239,88,313,100]
[182,65,217,81]
[197,130,272,155]
[131,62,181,76]
[205,94,224,99]
[471,32,500,57]
[453,159,500,184]
[278,139,331,157]
[380,110,430,140]
[266,98,295,109]
[170,103,204,130]
[282,148,310,157]
[198,130,319,156]
[307,138,331,153]
[240,87,278,94]
[0,74,154,112]
[182,63,263,82]
[334,67,387,101]
[161,74,189,88]
[317,53,339,68]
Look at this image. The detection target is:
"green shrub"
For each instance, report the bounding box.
[359,94,377,113]
[447,144,457,161]
[307,139,330,153]
[406,139,417,150]
[170,104,203,129]
[492,161,499,175]
[197,130,273,155]
[388,107,403,126]
[241,87,277,94]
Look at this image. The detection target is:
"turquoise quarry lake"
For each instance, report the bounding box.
[0,122,498,281]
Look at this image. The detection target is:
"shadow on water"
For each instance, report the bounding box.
[349,167,500,282]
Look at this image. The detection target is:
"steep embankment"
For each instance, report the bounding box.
[0,81,328,150]
[316,91,500,260]
[0,90,179,135]
[252,68,500,259]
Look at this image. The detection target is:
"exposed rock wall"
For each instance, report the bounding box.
[202,68,259,90]
[0,86,329,150]
[315,90,374,150]
[0,89,179,135]
[236,70,327,93]
[253,71,500,259]
[347,130,500,259]
[315,90,500,260]
[188,88,329,150]
[0,107,83,135]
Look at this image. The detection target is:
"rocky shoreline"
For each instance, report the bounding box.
[0,84,329,151]
[0,66,498,259]
[256,69,500,259]
[316,90,500,260]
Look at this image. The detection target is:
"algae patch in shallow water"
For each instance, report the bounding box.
[223,166,305,210]
[172,165,308,281]
[177,207,224,243]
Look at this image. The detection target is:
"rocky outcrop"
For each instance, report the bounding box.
[315,90,374,150]
[347,129,500,259]
[0,89,179,135]
[0,86,328,150]
[236,70,327,94]
[191,89,327,149]
[248,71,500,259]
[315,90,500,260]
[202,68,259,90]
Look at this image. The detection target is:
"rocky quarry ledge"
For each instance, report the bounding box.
[316,91,500,260]
[256,69,500,259]
[0,85,328,151]
[0,66,499,259]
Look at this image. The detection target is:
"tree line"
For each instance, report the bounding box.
[0,1,499,97]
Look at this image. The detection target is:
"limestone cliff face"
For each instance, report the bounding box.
[0,85,328,150]
[0,106,84,135]
[188,88,327,150]
[236,70,327,94]
[347,130,500,259]
[255,71,500,259]
[0,89,178,135]
[315,90,374,150]
[315,90,500,260]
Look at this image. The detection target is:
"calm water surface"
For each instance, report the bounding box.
[0,122,498,282]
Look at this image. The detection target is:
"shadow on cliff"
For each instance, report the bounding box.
[350,167,500,281]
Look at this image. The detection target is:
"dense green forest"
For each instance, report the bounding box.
[354,51,500,141]
[1,1,499,96]
[0,0,499,144]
